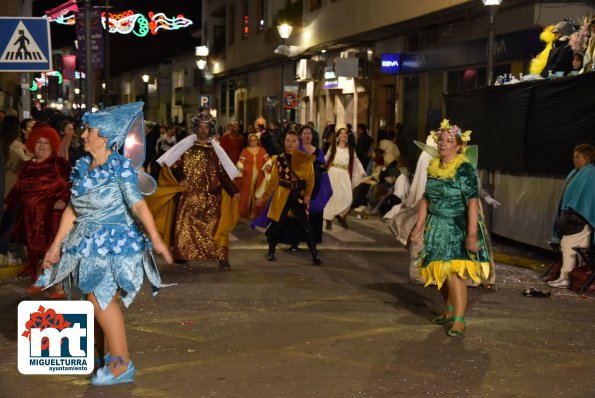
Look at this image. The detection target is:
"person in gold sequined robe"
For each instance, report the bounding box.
[171,117,239,269]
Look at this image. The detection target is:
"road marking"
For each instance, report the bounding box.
[323,224,375,242]
[128,325,208,343]
[229,243,406,252]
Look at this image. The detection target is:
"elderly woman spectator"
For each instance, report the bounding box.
[4,124,71,297]
[547,144,595,289]
[410,120,490,337]
[236,133,269,218]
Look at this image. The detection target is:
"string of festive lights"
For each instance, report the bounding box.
[30,71,63,91]
[51,14,76,25]
[50,9,193,37]
[30,71,86,91]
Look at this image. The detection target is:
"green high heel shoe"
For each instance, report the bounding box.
[447,316,465,337]
[432,305,454,326]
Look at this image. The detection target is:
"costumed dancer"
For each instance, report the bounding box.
[37,102,173,385]
[410,120,491,338]
[154,111,240,269]
[286,125,332,247]
[236,133,269,218]
[250,125,332,250]
[5,124,71,298]
[323,125,365,230]
[254,131,322,265]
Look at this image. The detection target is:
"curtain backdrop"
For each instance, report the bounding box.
[444,72,595,175]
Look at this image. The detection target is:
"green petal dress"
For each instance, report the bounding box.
[419,154,490,289]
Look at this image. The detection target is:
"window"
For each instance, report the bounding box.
[228,81,236,115]
[228,4,235,46]
[256,0,265,32]
[220,81,227,114]
[213,25,225,54]
[241,0,249,39]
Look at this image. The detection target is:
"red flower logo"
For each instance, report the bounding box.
[22,305,72,350]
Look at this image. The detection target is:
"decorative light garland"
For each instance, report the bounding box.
[52,14,76,25]
[50,9,194,37]
[30,71,63,92]
[30,71,85,91]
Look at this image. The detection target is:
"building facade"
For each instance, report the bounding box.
[199,0,590,144]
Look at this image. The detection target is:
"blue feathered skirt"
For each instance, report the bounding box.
[36,221,165,310]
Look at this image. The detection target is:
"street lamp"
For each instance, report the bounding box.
[74,87,81,118]
[483,0,502,86]
[195,46,209,70]
[142,74,150,105]
[277,23,293,123]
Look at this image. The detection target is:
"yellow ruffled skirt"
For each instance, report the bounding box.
[421,259,490,290]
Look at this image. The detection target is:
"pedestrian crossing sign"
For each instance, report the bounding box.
[0,17,52,72]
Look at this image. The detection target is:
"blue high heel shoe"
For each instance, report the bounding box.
[93,353,112,370]
[90,359,135,386]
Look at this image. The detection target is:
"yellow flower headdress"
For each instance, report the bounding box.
[430,119,472,144]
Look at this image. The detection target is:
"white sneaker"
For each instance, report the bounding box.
[547,278,570,289]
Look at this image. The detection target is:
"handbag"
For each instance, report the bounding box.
[555,209,587,236]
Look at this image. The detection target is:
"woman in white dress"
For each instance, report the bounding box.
[323,125,365,230]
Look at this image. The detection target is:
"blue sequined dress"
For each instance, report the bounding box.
[37,152,164,310]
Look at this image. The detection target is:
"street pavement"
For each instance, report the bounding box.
[0,216,593,398]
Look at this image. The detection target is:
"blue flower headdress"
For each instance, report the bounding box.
[81,101,156,195]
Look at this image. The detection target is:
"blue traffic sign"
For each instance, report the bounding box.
[0,17,52,72]
[198,95,211,109]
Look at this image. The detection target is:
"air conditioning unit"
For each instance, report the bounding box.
[335,57,359,78]
[295,59,314,81]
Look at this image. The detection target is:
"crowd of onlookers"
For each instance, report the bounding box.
[188,116,414,231]
[0,110,409,279]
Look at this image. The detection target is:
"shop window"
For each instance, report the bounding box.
[228,81,236,115]
[213,25,225,54]
[384,85,395,130]
[220,81,227,114]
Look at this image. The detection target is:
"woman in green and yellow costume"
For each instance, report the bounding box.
[410,120,490,337]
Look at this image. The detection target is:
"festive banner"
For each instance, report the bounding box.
[61,54,76,80]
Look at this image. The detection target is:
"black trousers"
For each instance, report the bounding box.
[267,194,316,252]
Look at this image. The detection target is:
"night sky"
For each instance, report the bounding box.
[33,0,201,74]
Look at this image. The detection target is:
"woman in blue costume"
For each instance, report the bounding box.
[410,120,490,338]
[38,102,173,385]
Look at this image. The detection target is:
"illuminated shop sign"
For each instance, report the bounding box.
[380,53,401,74]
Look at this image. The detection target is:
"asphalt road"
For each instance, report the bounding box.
[0,217,593,397]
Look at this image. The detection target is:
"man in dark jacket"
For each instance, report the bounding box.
[355,123,372,171]
[541,21,574,77]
